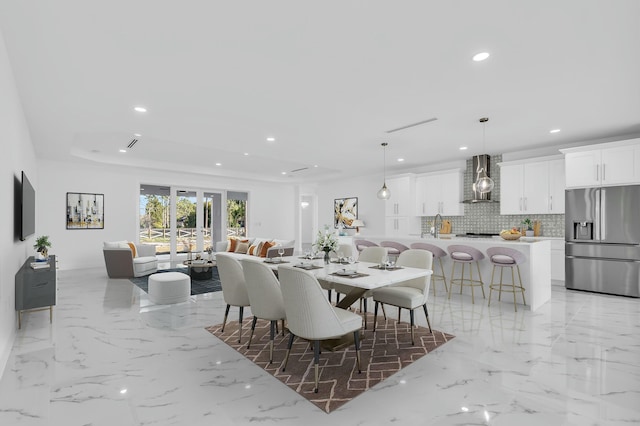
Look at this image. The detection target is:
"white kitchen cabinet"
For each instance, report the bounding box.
[548,159,565,213]
[549,239,565,281]
[499,158,565,215]
[562,139,640,188]
[414,169,464,216]
[385,216,410,237]
[384,176,413,217]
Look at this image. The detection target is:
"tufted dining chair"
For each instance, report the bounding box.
[278,265,363,393]
[216,253,251,343]
[240,258,287,363]
[372,249,433,344]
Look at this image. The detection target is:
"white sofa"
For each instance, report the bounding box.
[103,241,158,278]
[214,237,295,259]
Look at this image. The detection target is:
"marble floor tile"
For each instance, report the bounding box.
[1,267,639,425]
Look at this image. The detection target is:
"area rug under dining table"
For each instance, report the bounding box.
[206,314,454,413]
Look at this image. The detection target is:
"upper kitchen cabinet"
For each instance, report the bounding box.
[384,176,414,217]
[561,139,640,188]
[414,169,464,216]
[499,157,565,215]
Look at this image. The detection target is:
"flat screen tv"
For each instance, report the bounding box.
[20,171,36,241]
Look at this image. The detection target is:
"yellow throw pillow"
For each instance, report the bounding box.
[127,242,137,258]
[227,237,238,252]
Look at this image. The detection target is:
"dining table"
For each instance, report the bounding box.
[262,256,433,350]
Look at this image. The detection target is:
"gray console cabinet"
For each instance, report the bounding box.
[15,255,56,328]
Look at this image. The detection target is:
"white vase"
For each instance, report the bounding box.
[526,230,534,237]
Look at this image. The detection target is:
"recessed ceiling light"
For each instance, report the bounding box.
[313,165,318,168]
[243,152,249,156]
[550,129,561,133]
[281,171,286,175]
[397,158,405,162]
[215,163,221,166]
[119,149,127,153]
[134,133,141,137]
[266,137,275,142]
[472,52,490,62]
[459,146,468,150]
[133,106,147,113]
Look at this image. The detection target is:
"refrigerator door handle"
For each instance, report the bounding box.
[601,188,606,240]
[595,189,601,241]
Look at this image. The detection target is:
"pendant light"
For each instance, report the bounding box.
[475,117,494,194]
[377,142,391,200]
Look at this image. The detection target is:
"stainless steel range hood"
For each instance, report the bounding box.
[462,154,499,203]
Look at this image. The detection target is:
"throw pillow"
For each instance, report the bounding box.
[127,242,137,258]
[234,240,249,254]
[259,240,276,258]
[227,237,238,252]
[248,243,258,256]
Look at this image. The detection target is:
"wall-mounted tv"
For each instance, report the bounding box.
[20,171,36,241]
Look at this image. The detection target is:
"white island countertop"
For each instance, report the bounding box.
[344,235,551,311]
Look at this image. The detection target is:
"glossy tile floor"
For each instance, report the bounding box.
[1,266,639,425]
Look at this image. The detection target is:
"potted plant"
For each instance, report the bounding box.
[521,218,534,237]
[34,235,52,260]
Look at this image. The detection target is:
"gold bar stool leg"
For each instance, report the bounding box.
[439,257,448,293]
[469,262,475,304]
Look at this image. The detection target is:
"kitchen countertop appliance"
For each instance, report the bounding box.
[565,185,640,297]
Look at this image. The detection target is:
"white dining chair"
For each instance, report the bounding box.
[372,249,433,344]
[333,246,388,328]
[240,258,286,363]
[277,265,363,393]
[216,253,251,343]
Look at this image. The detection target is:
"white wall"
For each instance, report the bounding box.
[0,27,38,378]
[37,159,298,270]
[315,173,387,238]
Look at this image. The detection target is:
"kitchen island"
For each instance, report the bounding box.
[347,235,551,311]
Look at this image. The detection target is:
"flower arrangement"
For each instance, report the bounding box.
[314,230,339,253]
[521,218,533,230]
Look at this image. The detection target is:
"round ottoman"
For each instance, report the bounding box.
[148,272,191,304]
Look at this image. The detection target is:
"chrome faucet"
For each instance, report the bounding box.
[433,213,443,239]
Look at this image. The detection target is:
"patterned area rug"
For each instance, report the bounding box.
[130,267,222,295]
[205,314,454,413]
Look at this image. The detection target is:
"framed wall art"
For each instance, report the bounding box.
[66,192,104,229]
[334,197,358,228]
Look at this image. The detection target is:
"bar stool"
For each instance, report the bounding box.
[447,245,486,304]
[410,242,448,296]
[380,241,409,261]
[354,239,378,253]
[486,247,527,311]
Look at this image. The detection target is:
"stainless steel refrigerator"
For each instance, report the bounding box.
[565,185,640,297]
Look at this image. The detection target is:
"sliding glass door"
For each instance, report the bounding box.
[140,184,224,259]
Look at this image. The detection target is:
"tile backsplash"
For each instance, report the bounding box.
[420,154,565,237]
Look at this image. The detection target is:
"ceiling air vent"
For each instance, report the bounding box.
[127,138,139,149]
[385,117,438,134]
[289,167,309,173]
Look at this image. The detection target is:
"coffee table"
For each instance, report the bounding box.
[183,260,216,280]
